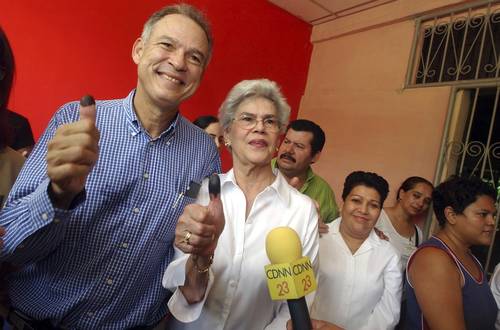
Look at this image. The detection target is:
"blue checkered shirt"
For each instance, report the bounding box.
[0,90,221,329]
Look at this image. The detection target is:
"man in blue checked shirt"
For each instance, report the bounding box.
[0,4,220,329]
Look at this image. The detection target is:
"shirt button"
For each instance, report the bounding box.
[133,207,140,214]
[53,218,60,224]
[121,242,129,249]
[18,244,24,249]
[41,213,48,220]
[229,281,236,288]
[143,173,149,179]
[106,278,113,286]
[86,311,94,317]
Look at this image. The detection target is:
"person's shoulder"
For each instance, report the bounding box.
[6,109,29,123]
[309,170,332,186]
[372,229,398,252]
[380,238,400,258]
[410,241,455,271]
[491,263,500,282]
[0,147,25,166]
[178,116,213,140]
[375,209,390,228]
[97,97,124,109]
[288,181,316,205]
[309,170,335,193]
[328,217,341,230]
[491,264,500,297]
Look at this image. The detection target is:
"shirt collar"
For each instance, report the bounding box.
[222,167,291,206]
[330,217,382,255]
[123,89,181,140]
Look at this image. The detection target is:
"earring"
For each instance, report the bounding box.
[224,140,231,147]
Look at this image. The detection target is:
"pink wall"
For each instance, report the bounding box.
[1,0,312,170]
[300,4,455,204]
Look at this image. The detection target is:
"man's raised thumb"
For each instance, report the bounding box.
[79,94,96,124]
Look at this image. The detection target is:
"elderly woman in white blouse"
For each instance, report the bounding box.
[308,171,402,330]
[162,79,319,330]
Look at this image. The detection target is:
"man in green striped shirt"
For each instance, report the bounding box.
[274,119,339,224]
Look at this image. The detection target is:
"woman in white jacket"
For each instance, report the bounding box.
[309,171,402,330]
[162,79,319,330]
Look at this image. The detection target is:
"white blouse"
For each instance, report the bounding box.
[163,169,319,330]
[311,218,402,330]
[376,209,423,269]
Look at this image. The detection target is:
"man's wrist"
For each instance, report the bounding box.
[47,183,81,210]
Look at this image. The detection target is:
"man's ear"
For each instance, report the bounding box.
[132,38,144,64]
[444,206,458,225]
[311,151,322,164]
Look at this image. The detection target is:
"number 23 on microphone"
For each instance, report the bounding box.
[265,256,317,300]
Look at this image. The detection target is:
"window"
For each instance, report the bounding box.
[406,1,500,86]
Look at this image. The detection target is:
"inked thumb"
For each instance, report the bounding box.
[79,94,96,124]
[208,173,220,201]
[207,173,224,234]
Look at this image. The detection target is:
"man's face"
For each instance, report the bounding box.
[132,14,208,109]
[277,129,318,176]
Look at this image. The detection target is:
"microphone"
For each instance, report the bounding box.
[265,227,317,330]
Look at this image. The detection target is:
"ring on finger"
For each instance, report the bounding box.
[182,230,192,245]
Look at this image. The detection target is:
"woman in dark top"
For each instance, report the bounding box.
[405,176,497,330]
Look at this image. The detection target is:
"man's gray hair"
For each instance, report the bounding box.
[219,79,291,132]
[141,3,213,64]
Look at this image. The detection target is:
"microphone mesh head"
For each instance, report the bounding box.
[265,227,302,264]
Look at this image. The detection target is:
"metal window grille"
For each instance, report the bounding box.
[406,0,500,87]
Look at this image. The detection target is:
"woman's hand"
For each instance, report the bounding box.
[175,175,225,257]
[175,196,224,257]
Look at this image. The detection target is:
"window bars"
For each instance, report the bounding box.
[406,0,500,87]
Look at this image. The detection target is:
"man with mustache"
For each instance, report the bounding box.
[275,119,338,225]
[0,4,220,329]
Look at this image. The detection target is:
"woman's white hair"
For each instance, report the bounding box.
[218,79,290,132]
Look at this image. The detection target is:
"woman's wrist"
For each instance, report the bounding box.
[191,254,214,273]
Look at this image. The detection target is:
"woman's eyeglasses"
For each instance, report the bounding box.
[233,114,281,133]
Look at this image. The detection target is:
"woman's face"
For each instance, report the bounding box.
[225,96,280,167]
[204,122,223,149]
[399,183,433,216]
[451,195,496,246]
[340,185,382,240]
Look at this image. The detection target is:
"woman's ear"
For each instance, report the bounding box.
[444,206,458,225]
[223,130,231,148]
[397,189,405,201]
